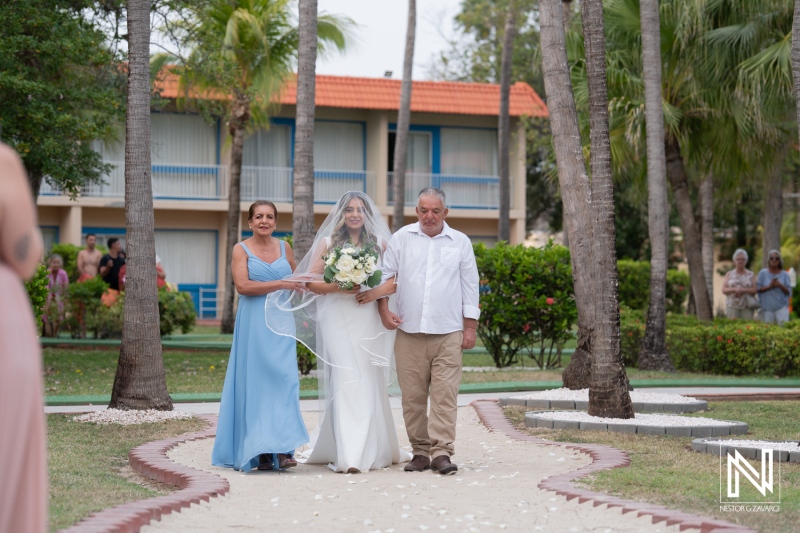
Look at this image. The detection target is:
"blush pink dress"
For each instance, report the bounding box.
[0,262,47,533]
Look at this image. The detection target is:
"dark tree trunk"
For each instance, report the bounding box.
[540,0,596,392]
[637,0,673,372]
[220,94,250,334]
[700,175,714,309]
[497,1,516,242]
[665,136,713,320]
[762,153,785,268]
[293,0,319,261]
[109,0,172,410]
[29,171,43,202]
[581,0,633,418]
[392,0,416,233]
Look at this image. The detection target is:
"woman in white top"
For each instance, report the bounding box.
[722,248,757,320]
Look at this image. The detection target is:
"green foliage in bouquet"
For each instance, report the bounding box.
[323,242,382,290]
[24,263,49,329]
[474,241,577,369]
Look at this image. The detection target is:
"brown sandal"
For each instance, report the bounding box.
[277,453,297,469]
[257,454,274,471]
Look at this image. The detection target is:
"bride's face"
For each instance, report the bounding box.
[343,198,366,232]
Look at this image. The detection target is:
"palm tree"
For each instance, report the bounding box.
[293,0,319,260]
[109,0,172,410]
[794,0,800,149]
[541,0,633,417]
[392,0,416,233]
[579,0,634,418]
[637,0,673,372]
[156,0,348,331]
[497,1,516,242]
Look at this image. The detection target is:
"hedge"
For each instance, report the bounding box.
[621,308,800,376]
[617,260,690,314]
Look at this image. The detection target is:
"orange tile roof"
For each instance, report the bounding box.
[156,71,548,118]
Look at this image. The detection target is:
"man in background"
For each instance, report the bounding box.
[76,233,102,282]
[99,237,125,292]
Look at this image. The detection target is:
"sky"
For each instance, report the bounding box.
[315,0,464,80]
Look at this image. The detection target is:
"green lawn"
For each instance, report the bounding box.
[47,414,205,532]
[504,401,800,533]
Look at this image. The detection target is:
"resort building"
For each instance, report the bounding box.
[36,74,548,316]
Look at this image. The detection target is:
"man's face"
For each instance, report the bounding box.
[416,195,448,237]
[111,240,121,253]
[86,235,96,249]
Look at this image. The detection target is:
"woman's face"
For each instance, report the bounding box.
[49,257,62,271]
[734,254,747,268]
[249,205,277,236]
[343,198,366,231]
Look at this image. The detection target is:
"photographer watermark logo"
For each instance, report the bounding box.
[719,448,781,513]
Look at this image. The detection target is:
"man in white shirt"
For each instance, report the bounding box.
[376,187,480,475]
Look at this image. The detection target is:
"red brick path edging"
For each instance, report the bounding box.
[59,414,228,533]
[470,399,755,533]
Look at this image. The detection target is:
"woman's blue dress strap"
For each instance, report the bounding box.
[279,239,285,258]
[239,242,255,258]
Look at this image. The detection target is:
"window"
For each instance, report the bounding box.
[440,128,497,176]
[154,230,216,285]
[243,124,292,167]
[388,131,432,174]
[151,114,216,165]
[314,121,364,170]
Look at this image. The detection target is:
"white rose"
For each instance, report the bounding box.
[336,255,355,272]
[325,254,336,267]
[352,269,367,285]
[335,269,353,283]
[342,247,356,255]
[365,256,377,272]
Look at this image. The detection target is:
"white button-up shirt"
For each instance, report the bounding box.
[381,221,480,334]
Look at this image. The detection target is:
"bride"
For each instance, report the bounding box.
[266,191,412,473]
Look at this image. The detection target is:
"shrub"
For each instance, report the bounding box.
[474,241,577,368]
[62,277,109,338]
[24,263,49,329]
[620,311,800,376]
[158,289,197,336]
[297,343,316,375]
[617,260,689,315]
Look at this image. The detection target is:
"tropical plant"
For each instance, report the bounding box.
[391,0,416,233]
[24,263,49,330]
[109,0,172,411]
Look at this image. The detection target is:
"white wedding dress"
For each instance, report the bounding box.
[304,293,412,472]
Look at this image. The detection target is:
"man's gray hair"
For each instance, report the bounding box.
[418,187,447,208]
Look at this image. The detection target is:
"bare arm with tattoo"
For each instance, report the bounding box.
[0,144,44,279]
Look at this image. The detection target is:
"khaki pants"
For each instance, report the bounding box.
[394,330,463,459]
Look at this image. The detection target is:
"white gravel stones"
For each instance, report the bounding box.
[511,388,704,405]
[72,408,194,425]
[712,439,800,452]
[532,411,728,426]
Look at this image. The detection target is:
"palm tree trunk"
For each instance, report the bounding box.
[700,174,714,309]
[580,0,633,419]
[665,137,713,320]
[540,0,595,391]
[497,2,516,242]
[637,0,673,372]
[109,0,172,410]
[762,156,785,268]
[793,0,800,150]
[561,0,573,32]
[293,0,319,260]
[392,0,416,233]
[220,93,250,334]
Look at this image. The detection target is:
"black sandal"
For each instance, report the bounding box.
[257,454,274,471]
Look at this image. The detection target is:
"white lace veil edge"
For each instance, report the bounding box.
[263,191,400,443]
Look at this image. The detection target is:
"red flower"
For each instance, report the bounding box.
[727,339,732,343]
[628,331,633,337]
[523,324,531,333]
[717,335,723,341]
[302,321,309,329]
[737,330,742,334]
[546,297,555,305]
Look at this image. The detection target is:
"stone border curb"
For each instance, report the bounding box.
[58,414,228,533]
[691,438,800,463]
[500,396,708,413]
[470,399,756,533]
[525,410,748,437]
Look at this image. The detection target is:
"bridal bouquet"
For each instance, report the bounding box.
[323,242,382,290]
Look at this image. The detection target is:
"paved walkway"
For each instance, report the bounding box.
[51,388,790,533]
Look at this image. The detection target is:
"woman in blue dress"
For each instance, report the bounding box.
[212,200,309,472]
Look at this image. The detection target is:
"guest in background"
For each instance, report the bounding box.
[99,237,125,291]
[76,233,102,282]
[43,254,69,336]
[721,249,757,320]
[0,142,47,533]
[757,249,792,325]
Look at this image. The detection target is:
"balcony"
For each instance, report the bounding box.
[39,161,375,203]
[388,172,500,209]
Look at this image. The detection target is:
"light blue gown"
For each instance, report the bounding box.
[212,241,309,472]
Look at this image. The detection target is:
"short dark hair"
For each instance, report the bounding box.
[86,233,96,240]
[248,200,278,221]
[107,237,119,248]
